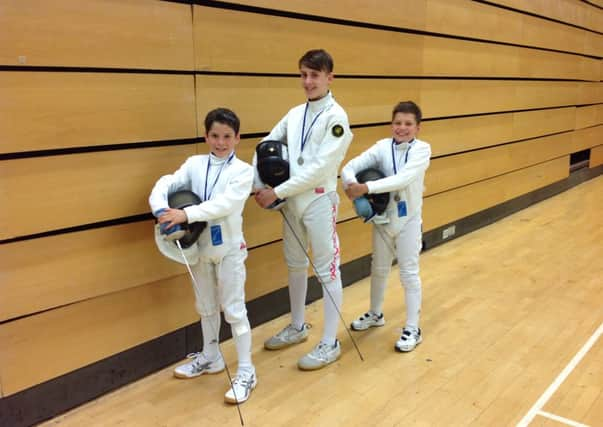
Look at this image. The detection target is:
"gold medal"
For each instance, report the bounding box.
[394,194,401,202]
[297,156,304,165]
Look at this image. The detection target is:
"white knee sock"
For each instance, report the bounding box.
[201,314,220,361]
[369,271,389,315]
[321,279,342,345]
[403,280,422,331]
[231,318,254,375]
[288,270,308,330]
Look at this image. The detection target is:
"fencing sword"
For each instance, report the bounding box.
[175,240,246,427]
[279,209,364,362]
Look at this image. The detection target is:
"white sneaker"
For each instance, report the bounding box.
[264,323,310,350]
[395,328,422,352]
[224,371,257,404]
[297,340,341,371]
[351,311,385,331]
[173,352,225,379]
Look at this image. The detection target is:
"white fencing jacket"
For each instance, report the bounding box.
[256,91,353,217]
[149,152,253,260]
[341,138,431,236]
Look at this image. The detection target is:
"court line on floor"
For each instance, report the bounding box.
[516,321,602,427]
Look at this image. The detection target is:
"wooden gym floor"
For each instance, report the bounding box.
[42,176,602,427]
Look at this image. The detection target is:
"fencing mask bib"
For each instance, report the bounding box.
[154,190,207,265]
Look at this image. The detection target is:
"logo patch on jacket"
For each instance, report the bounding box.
[331,124,344,137]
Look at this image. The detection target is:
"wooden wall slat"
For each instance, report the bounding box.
[0,73,197,153]
[194,5,599,80]
[0,145,195,240]
[0,275,197,396]
[486,0,603,33]
[0,0,194,69]
[578,82,603,105]
[197,75,582,133]
[590,144,603,167]
[0,221,182,322]
[227,0,602,55]
[426,132,574,196]
[423,156,570,231]
[575,104,603,129]
[571,125,603,150]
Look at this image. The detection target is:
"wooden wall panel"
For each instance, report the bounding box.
[590,145,603,167]
[426,132,574,196]
[193,5,426,76]
[578,82,603,105]
[197,75,582,133]
[0,73,196,153]
[194,6,599,80]
[424,107,576,157]
[230,0,602,55]
[575,104,603,129]
[571,125,603,150]
[0,145,195,239]
[487,0,603,33]
[423,156,570,231]
[0,221,181,322]
[220,0,430,34]
[0,0,193,69]
[0,275,197,396]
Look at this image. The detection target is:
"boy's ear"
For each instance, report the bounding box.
[327,72,334,83]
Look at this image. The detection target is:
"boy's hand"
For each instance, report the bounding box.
[157,208,188,229]
[345,183,369,200]
[255,188,278,208]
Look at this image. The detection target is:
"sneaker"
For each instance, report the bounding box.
[224,371,257,404]
[264,323,310,350]
[297,340,341,371]
[173,352,225,379]
[351,311,385,331]
[395,328,422,352]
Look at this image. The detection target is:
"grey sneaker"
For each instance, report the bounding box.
[264,323,310,350]
[351,311,385,331]
[297,340,341,371]
[173,352,225,379]
[224,371,257,404]
[395,328,422,352]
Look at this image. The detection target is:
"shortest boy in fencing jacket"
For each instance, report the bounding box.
[341,101,431,352]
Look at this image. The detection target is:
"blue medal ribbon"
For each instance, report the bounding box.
[204,152,235,201]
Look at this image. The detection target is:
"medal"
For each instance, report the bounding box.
[394,194,400,202]
[297,156,304,165]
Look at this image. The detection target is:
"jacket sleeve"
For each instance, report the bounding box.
[183,163,253,223]
[341,143,382,188]
[148,158,192,214]
[274,116,353,199]
[366,143,431,194]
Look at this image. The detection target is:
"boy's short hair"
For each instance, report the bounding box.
[392,101,422,124]
[298,49,334,73]
[204,108,240,134]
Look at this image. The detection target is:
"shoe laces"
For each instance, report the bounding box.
[232,372,254,388]
[311,342,333,360]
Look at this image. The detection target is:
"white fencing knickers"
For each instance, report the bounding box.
[190,245,253,374]
[370,213,423,330]
[282,192,342,345]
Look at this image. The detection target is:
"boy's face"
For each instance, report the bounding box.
[205,121,240,158]
[392,112,420,143]
[300,65,333,101]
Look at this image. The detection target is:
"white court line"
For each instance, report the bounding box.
[516,322,603,427]
[537,410,589,427]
